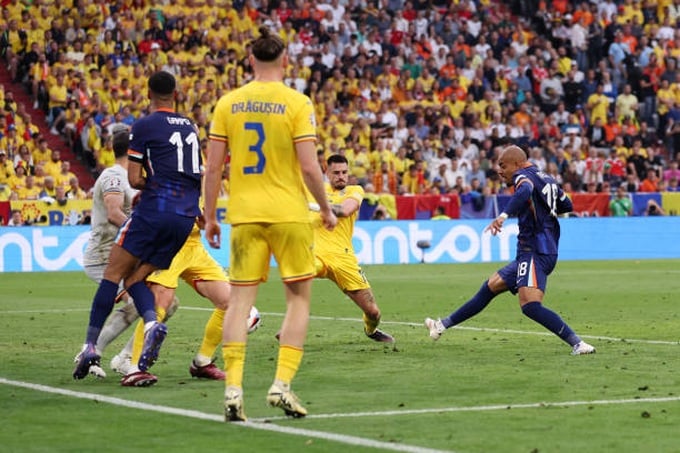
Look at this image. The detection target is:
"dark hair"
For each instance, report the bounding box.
[112,129,129,158]
[148,71,176,96]
[251,26,285,62]
[327,154,348,166]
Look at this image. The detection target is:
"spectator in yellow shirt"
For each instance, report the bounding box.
[43,149,63,179]
[16,174,41,200]
[587,84,611,125]
[56,161,77,188]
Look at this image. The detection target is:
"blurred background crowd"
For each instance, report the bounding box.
[1,0,680,213]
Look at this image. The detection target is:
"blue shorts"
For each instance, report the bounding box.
[115,211,195,270]
[497,252,557,295]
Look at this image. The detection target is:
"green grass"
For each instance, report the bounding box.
[1,260,680,453]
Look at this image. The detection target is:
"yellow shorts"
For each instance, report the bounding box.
[229,222,315,285]
[147,238,228,289]
[315,251,370,292]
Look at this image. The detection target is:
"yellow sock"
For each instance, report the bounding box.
[197,308,225,364]
[222,342,246,388]
[157,306,168,322]
[131,320,144,363]
[274,345,303,386]
[363,313,379,335]
[131,306,167,364]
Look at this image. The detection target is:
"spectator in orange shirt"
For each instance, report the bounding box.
[372,161,398,195]
[639,170,659,192]
[604,114,622,144]
[439,55,458,81]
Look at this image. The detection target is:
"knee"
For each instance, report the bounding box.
[486,273,507,293]
[520,301,541,318]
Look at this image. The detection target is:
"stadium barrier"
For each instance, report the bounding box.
[3,192,680,226]
[1,217,678,272]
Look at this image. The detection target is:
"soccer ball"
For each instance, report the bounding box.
[247,306,261,334]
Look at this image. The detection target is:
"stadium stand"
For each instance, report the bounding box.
[1,0,679,223]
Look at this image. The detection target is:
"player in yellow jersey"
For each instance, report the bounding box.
[86,224,262,387]
[203,26,337,422]
[117,223,232,386]
[312,154,395,343]
[75,131,256,385]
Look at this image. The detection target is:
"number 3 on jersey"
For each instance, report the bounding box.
[244,122,266,175]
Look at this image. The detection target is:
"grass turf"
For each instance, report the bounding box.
[1,260,679,452]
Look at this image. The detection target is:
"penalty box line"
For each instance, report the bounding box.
[0,377,451,453]
[252,394,680,422]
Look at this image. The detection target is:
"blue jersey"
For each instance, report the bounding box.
[128,109,202,217]
[508,165,572,255]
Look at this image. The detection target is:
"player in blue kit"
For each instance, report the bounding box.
[425,145,595,355]
[74,71,202,379]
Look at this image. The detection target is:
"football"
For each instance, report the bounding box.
[247,306,262,334]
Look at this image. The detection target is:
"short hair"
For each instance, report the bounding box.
[112,129,129,159]
[327,154,348,166]
[148,71,176,96]
[251,26,285,62]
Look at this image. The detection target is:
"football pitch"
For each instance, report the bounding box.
[1,260,679,453]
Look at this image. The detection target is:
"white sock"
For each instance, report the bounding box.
[143,321,156,333]
[193,354,212,367]
[96,309,134,354]
[117,335,134,359]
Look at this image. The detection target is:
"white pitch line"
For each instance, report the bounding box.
[251,395,680,422]
[0,377,451,453]
[247,311,680,346]
[2,306,678,346]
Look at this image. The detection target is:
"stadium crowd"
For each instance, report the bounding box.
[1,0,680,210]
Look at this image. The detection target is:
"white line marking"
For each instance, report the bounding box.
[0,377,451,453]
[251,395,680,422]
[0,308,90,314]
[2,307,678,346]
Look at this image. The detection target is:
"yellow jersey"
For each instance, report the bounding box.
[210,81,317,225]
[314,183,364,255]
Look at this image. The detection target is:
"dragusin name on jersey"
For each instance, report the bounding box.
[231,101,286,114]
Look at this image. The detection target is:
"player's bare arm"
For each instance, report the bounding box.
[297,140,337,230]
[203,138,228,248]
[332,197,360,217]
[103,191,128,227]
[127,160,146,190]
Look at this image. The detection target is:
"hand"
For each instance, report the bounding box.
[196,214,206,229]
[485,215,506,236]
[131,191,141,208]
[320,209,337,231]
[204,219,221,248]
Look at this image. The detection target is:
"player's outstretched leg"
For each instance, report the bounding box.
[571,341,596,355]
[365,328,395,343]
[521,302,596,355]
[424,280,497,341]
[424,317,446,341]
[348,289,395,343]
